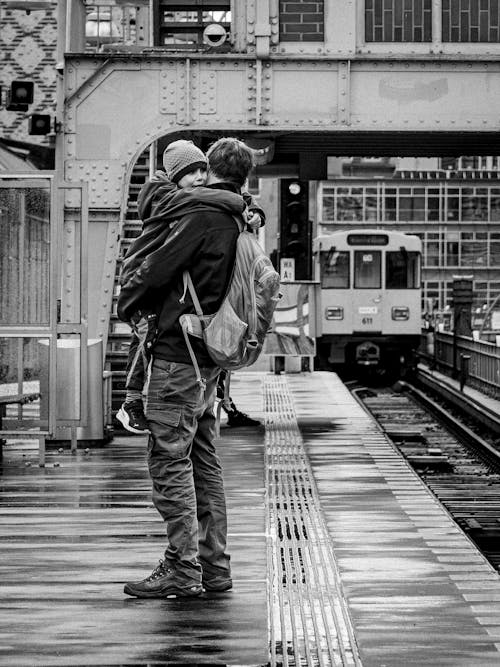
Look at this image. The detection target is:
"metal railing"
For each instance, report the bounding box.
[422,330,500,399]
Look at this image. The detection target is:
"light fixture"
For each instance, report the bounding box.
[202,23,228,47]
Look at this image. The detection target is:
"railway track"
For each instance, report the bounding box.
[351,382,500,572]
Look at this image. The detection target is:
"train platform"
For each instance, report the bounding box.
[1,371,500,666]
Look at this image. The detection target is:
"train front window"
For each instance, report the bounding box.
[320,250,349,288]
[354,251,381,288]
[386,251,420,288]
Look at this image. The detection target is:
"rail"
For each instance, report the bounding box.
[421,330,500,400]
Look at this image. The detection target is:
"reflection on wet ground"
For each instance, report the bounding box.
[0,412,268,666]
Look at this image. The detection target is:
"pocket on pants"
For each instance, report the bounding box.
[147,402,195,461]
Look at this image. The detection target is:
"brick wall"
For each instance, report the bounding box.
[279,0,325,42]
[0,3,58,145]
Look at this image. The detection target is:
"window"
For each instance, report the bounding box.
[399,187,426,221]
[386,250,420,288]
[461,187,488,221]
[425,233,441,267]
[384,188,397,221]
[427,188,440,221]
[446,187,460,221]
[320,250,349,289]
[365,1,500,43]
[154,1,231,48]
[337,187,363,221]
[461,232,488,266]
[354,251,381,288]
[491,190,500,221]
[442,0,500,42]
[365,0,432,42]
[322,189,335,222]
[490,233,500,266]
[86,6,137,49]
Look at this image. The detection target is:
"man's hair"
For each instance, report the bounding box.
[206,137,254,188]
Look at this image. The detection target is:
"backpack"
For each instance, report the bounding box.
[179,219,281,386]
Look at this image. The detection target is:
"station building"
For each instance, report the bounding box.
[2,0,500,439]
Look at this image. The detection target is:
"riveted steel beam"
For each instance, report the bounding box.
[338,60,351,126]
[60,51,500,341]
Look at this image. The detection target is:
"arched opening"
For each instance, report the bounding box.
[109,128,500,413]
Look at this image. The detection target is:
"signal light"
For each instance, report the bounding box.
[12,81,34,103]
[28,114,52,135]
[6,81,34,111]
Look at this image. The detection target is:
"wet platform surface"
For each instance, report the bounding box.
[1,371,500,666]
[0,373,268,666]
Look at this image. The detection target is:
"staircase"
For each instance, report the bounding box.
[106,148,152,423]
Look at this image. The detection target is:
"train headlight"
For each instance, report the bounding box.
[325,307,344,320]
[392,306,410,321]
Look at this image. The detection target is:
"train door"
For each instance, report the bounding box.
[352,249,383,331]
[0,175,89,464]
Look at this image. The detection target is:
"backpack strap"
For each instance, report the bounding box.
[179,271,206,390]
[178,214,244,391]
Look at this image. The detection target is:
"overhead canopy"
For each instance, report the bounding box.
[0,138,54,171]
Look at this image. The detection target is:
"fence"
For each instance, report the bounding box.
[421,330,500,399]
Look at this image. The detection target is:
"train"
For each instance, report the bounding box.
[312,229,422,377]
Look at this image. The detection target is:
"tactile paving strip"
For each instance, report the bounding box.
[264,375,363,667]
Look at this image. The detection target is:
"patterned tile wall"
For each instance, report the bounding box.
[0,2,57,144]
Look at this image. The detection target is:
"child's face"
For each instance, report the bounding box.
[178,167,207,189]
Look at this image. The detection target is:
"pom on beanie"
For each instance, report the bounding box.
[162,140,208,184]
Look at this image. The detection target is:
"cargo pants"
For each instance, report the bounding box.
[145,358,231,582]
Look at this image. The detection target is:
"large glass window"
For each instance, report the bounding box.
[320,250,349,288]
[386,250,420,288]
[320,181,500,226]
[354,251,381,288]
[0,180,50,326]
[365,0,432,42]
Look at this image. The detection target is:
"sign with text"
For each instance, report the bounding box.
[280,257,295,282]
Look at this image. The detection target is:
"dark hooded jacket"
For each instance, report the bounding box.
[117,182,247,366]
[120,173,265,288]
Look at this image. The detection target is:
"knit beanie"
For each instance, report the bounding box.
[162,140,208,184]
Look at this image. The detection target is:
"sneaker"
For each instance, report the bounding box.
[116,400,149,434]
[226,409,261,428]
[124,560,203,598]
[200,559,232,592]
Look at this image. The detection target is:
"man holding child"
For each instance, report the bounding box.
[117,137,256,598]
